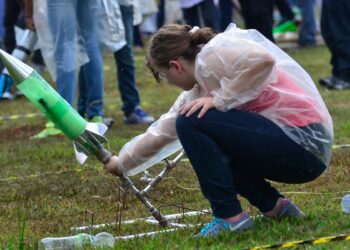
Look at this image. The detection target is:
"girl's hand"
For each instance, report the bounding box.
[179,96,214,118]
[105,156,123,176]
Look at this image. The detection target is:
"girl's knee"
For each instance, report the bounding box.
[176,115,189,134]
[175,114,197,135]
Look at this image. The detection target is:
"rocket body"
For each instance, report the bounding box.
[17,71,87,139]
[0,49,110,164]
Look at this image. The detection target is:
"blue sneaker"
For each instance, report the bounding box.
[124,107,155,125]
[194,213,253,238]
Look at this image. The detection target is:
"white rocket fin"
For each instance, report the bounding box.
[73,142,88,165]
[86,122,107,135]
[72,122,108,164]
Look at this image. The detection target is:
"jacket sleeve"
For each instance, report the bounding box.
[116,91,189,176]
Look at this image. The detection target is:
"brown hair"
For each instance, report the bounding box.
[145,24,216,82]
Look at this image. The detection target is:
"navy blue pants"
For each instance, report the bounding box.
[239,0,274,42]
[113,5,140,116]
[182,0,220,33]
[321,0,350,82]
[176,109,326,218]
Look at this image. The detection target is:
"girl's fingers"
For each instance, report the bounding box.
[185,102,203,117]
[180,100,197,115]
[198,105,209,118]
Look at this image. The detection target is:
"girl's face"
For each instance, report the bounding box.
[154,58,197,91]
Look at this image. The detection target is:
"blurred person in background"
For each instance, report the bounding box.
[179,0,220,32]
[239,0,275,42]
[26,0,105,138]
[218,0,234,32]
[113,0,155,124]
[288,0,317,47]
[0,0,45,100]
[319,0,350,90]
[0,0,4,69]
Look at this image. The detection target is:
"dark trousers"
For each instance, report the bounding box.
[3,0,23,53]
[275,0,295,22]
[321,0,350,81]
[219,0,234,32]
[157,0,165,28]
[239,0,275,42]
[176,109,326,218]
[113,5,140,116]
[3,0,44,66]
[182,0,220,32]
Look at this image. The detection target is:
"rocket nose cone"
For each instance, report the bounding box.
[0,49,34,84]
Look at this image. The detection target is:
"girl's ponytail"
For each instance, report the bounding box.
[146,24,216,82]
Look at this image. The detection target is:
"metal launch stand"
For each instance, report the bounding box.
[72,150,211,237]
[117,150,187,227]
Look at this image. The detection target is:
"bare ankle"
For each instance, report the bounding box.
[264,198,287,217]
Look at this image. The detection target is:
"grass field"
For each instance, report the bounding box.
[0,45,350,249]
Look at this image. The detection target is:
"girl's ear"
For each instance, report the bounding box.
[169,60,183,72]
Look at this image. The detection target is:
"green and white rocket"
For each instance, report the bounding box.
[0,50,172,226]
[0,49,111,164]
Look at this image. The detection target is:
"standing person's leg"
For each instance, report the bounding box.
[239,0,275,42]
[47,0,77,106]
[181,5,201,27]
[219,0,234,32]
[156,0,165,28]
[3,0,21,53]
[319,0,337,87]
[77,68,87,117]
[32,0,77,139]
[324,0,350,85]
[133,25,144,53]
[77,0,104,120]
[320,0,350,89]
[199,0,220,32]
[114,5,154,124]
[275,0,295,22]
[176,109,326,218]
[296,0,316,47]
[114,5,139,116]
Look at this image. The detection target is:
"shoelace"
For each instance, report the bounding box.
[200,218,221,235]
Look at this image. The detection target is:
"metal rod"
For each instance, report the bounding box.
[141,151,186,195]
[120,174,168,226]
[71,209,210,232]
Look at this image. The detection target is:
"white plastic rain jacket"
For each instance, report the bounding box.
[118,24,333,176]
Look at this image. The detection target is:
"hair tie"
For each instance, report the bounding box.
[189,26,200,34]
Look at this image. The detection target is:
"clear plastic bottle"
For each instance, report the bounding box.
[342,195,350,213]
[93,232,115,248]
[40,232,115,249]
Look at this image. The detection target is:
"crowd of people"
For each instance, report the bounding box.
[0,0,348,239]
[0,1,348,129]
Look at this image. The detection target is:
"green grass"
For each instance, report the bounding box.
[1,45,350,249]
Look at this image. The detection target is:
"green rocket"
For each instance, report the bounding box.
[0,49,111,164]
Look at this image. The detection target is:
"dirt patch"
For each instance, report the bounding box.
[0,124,42,141]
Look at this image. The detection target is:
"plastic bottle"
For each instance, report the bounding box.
[341,194,350,213]
[93,232,116,248]
[40,232,115,249]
